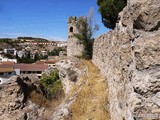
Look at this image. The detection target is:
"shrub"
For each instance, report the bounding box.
[40,70,64,99]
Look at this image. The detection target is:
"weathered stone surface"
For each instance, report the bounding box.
[152,92,160,106]
[56,59,79,94]
[134,32,160,70]
[92,0,160,119]
[122,0,160,31]
[49,59,86,120]
[0,76,47,120]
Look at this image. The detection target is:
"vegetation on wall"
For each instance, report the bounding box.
[68,16,76,23]
[97,0,127,29]
[40,70,64,99]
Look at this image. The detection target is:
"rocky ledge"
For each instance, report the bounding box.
[0,76,47,120]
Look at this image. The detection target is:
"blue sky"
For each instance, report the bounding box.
[0,0,109,41]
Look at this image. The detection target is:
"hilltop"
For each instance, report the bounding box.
[17,37,49,42]
[0,37,67,54]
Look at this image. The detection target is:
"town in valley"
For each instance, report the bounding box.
[0,37,67,84]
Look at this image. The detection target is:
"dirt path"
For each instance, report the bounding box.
[70,60,110,120]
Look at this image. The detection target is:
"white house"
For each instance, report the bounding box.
[4,48,17,56]
[0,68,15,84]
[1,58,17,63]
[57,42,67,47]
[0,77,8,84]
[0,63,48,78]
[17,51,25,58]
[0,52,4,60]
[44,60,57,68]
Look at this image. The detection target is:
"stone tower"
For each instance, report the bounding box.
[67,16,85,57]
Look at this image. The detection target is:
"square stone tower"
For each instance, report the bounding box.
[67,16,86,57]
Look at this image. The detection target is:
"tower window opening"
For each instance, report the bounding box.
[70,27,73,32]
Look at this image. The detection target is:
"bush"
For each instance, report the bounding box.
[40,70,64,99]
[97,0,127,29]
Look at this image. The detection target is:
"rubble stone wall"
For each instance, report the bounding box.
[92,0,160,119]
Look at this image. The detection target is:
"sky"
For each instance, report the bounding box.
[0,0,109,41]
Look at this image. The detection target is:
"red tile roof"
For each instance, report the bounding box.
[0,64,48,71]
[1,61,15,64]
[48,56,58,60]
[0,68,14,72]
[35,60,45,64]
[44,60,56,64]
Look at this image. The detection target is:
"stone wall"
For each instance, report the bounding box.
[67,36,84,57]
[67,16,84,57]
[92,0,160,119]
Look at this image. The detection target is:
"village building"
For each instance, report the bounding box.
[41,50,48,56]
[0,68,15,84]
[17,51,25,58]
[0,58,17,63]
[48,56,59,60]
[4,48,17,56]
[44,60,57,68]
[0,52,4,59]
[0,54,17,63]
[0,63,48,84]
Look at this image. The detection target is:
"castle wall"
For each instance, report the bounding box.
[92,0,160,119]
[67,36,84,57]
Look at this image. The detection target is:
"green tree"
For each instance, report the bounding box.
[97,0,127,29]
[48,47,65,56]
[34,53,39,62]
[4,53,14,59]
[75,9,99,59]
[19,52,34,63]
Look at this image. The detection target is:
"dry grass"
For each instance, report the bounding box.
[30,91,64,107]
[29,90,65,119]
[29,91,52,108]
[70,60,110,120]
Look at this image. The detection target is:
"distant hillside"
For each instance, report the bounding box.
[0,42,12,50]
[0,38,15,48]
[0,37,50,48]
[17,37,49,42]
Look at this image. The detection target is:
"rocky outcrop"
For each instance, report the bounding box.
[56,59,81,95]
[48,59,85,120]
[92,0,160,119]
[0,76,47,120]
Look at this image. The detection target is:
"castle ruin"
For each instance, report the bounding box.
[67,16,85,57]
